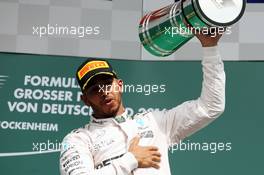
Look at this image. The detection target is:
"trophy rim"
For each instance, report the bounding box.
[194,0,246,26]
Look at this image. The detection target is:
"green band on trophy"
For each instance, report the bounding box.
[139,0,246,57]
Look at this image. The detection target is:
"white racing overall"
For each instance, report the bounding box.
[60,46,225,175]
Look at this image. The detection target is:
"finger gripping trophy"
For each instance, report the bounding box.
[139,0,246,57]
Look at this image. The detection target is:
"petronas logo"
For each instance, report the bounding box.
[114,116,126,123]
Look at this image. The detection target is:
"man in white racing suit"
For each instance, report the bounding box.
[60,32,225,175]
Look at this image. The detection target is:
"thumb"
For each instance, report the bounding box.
[130,136,140,146]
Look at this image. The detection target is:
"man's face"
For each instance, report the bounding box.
[81,75,123,118]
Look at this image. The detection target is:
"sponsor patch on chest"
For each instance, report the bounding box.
[135,118,154,138]
[93,139,115,152]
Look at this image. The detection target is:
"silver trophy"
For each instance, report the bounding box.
[139,0,246,57]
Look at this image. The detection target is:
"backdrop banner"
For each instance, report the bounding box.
[0,52,263,175]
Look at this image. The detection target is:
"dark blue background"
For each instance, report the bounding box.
[247,0,264,3]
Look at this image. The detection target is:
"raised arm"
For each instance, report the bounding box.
[153,32,225,145]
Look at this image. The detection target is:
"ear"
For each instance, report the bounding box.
[81,94,91,106]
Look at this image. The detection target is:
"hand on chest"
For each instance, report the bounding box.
[91,117,155,154]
